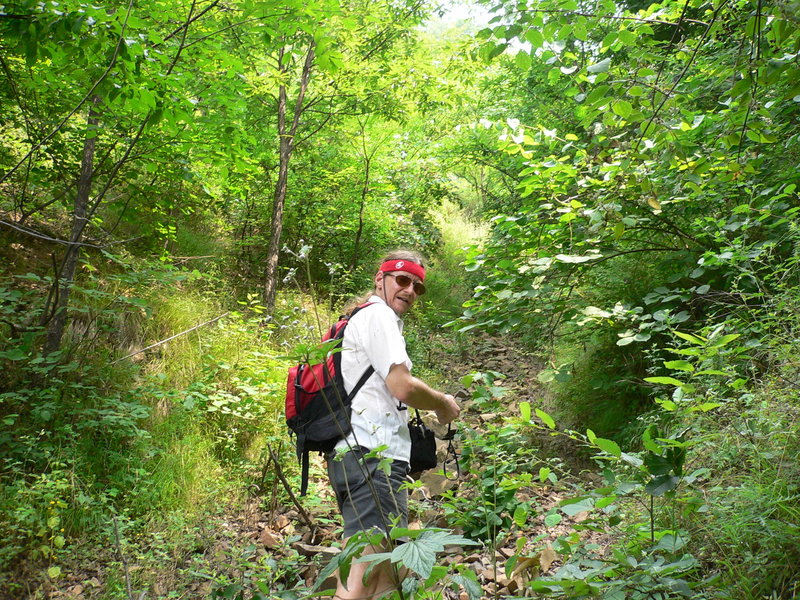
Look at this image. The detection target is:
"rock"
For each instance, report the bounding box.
[465,553,482,562]
[258,528,283,548]
[292,542,341,560]
[419,471,456,496]
[273,515,290,530]
[316,574,339,593]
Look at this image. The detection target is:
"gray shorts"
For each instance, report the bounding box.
[327,446,410,538]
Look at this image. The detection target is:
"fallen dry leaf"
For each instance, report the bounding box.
[540,544,558,572]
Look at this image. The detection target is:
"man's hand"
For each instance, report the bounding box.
[435,394,460,425]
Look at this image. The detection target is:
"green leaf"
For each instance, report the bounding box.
[525,29,544,49]
[519,401,531,421]
[585,85,611,104]
[535,408,556,429]
[713,333,741,347]
[644,376,686,387]
[663,360,695,372]
[587,58,611,73]
[617,29,637,45]
[694,370,729,376]
[47,566,61,579]
[645,452,674,476]
[389,532,443,578]
[544,513,562,527]
[645,474,681,496]
[515,51,532,70]
[612,100,632,118]
[673,331,706,344]
[451,572,482,600]
[595,438,621,457]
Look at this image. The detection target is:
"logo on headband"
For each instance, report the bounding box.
[396,261,405,268]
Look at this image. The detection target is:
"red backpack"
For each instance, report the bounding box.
[285,303,374,495]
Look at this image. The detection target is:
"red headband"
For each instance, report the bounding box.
[380,259,425,281]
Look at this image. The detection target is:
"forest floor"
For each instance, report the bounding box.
[33,333,601,600]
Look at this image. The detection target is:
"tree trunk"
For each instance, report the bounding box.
[261,40,316,311]
[350,147,371,273]
[44,98,100,354]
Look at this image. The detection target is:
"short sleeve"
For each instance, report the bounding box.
[350,304,411,379]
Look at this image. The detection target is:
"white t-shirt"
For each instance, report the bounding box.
[334,295,412,462]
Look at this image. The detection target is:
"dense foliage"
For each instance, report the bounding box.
[1,0,798,597]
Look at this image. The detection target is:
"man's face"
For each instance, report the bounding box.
[375,270,423,315]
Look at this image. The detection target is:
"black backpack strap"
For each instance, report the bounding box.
[348,365,375,402]
[300,449,310,496]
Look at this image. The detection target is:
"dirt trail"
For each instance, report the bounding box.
[41,334,601,599]
[224,333,601,598]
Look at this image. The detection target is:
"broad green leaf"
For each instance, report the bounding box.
[713,333,741,347]
[595,495,617,509]
[617,29,637,45]
[612,100,632,118]
[559,496,594,516]
[391,538,436,578]
[513,505,529,527]
[544,513,562,527]
[595,437,621,457]
[673,331,706,344]
[664,360,695,372]
[645,474,680,496]
[519,401,531,421]
[515,51,532,70]
[535,408,556,429]
[587,58,611,73]
[525,29,544,48]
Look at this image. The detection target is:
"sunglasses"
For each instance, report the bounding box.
[385,273,426,295]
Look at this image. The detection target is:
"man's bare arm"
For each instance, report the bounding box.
[385,363,460,425]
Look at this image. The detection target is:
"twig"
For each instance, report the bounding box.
[111,514,136,600]
[111,312,230,364]
[0,218,142,249]
[267,444,316,533]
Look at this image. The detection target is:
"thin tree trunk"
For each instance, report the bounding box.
[350,145,371,273]
[44,97,100,354]
[262,40,316,311]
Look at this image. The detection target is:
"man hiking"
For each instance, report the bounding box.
[328,249,460,600]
